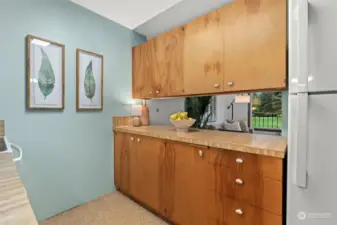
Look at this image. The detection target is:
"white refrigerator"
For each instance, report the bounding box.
[288,0,337,224]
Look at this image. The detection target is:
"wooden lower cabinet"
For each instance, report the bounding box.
[129,135,165,213]
[164,142,215,225]
[114,132,283,225]
[114,132,131,193]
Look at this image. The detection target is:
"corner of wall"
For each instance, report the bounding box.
[132,31,147,47]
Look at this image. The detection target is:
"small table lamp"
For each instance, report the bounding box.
[131,103,142,127]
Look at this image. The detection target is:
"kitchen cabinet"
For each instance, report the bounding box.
[153,27,185,97]
[114,131,284,225]
[183,10,223,95]
[132,0,287,98]
[114,132,165,214]
[129,135,165,213]
[114,132,131,193]
[222,0,287,92]
[164,142,218,225]
[132,39,156,99]
[132,28,184,99]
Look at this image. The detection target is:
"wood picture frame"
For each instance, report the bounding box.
[26,35,65,110]
[76,49,104,111]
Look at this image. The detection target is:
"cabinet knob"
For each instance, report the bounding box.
[214,84,220,88]
[199,150,204,157]
[228,82,233,86]
[130,137,134,141]
[149,91,152,95]
[156,90,160,94]
[235,178,244,185]
[235,209,244,215]
[137,138,140,143]
[236,158,244,164]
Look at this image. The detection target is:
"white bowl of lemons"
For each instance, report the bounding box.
[170,112,196,132]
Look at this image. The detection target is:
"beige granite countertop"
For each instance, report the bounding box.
[114,126,287,158]
[0,152,39,225]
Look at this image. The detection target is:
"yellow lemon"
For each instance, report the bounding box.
[179,112,188,119]
[170,113,178,120]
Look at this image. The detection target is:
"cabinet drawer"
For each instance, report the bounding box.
[210,164,282,215]
[208,148,283,180]
[226,169,282,215]
[225,197,282,225]
[208,194,282,225]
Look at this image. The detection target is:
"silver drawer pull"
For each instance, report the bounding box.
[130,137,134,141]
[228,82,233,86]
[235,209,244,215]
[137,138,140,143]
[235,178,244,185]
[199,150,204,157]
[236,158,244,164]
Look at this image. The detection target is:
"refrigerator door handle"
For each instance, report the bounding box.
[295,93,308,188]
[297,0,309,93]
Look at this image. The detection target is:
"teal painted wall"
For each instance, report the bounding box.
[0,0,146,220]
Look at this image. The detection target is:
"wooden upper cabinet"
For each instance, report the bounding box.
[132,0,287,98]
[183,10,223,95]
[133,28,184,99]
[132,39,156,99]
[222,0,287,92]
[153,27,185,97]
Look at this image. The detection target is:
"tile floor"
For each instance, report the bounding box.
[41,192,167,225]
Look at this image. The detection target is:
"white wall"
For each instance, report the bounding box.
[148,98,185,125]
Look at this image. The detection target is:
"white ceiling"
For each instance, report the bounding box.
[71,0,185,29]
[135,0,233,38]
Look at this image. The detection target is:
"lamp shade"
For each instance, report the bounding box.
[235,95,251,103]
[131,104,142,116]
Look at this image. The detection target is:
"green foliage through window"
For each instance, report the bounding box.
[252,92,282,129]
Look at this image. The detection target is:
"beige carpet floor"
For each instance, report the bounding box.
[41,192,168,225]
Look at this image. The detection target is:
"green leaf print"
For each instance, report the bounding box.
[38,48,55,100]
[84,60,96,103]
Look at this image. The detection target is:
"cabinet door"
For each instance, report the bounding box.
[183,10,223,95]
[132,40,156,98]
[165,142,219,225]
[154,27,185,97]
[130,135,166,214]
[114,132,121,189]
[222,0,287,92]
[114,132,131,194]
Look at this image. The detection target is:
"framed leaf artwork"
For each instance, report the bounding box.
[76,49,103,110]
[26,35,65,109]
